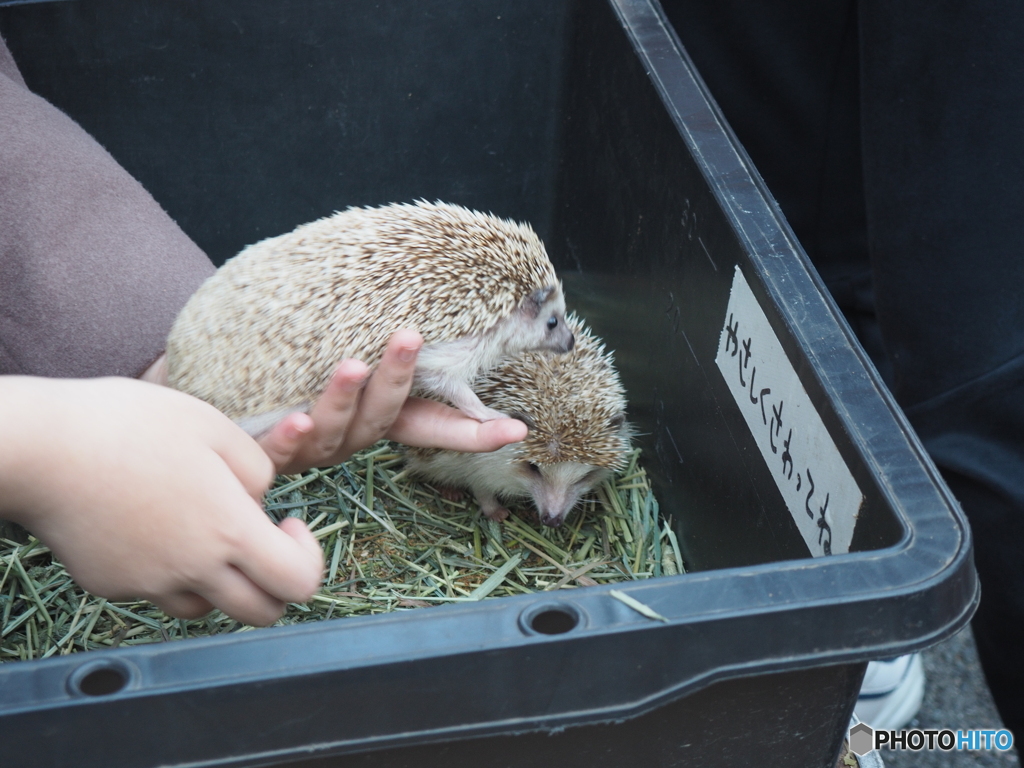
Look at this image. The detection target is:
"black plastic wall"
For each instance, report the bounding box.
[272,664,866,768]
[550,2,905,569]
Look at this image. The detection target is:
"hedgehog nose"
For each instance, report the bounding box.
[539,512,564,528]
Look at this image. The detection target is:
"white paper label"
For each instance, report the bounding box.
[715,267,863,556]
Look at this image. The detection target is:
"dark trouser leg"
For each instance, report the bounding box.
[859,0,1024,741]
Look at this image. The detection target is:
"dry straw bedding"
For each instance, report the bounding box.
[0,443,678,662]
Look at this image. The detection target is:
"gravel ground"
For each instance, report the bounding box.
[876,626,1019,768]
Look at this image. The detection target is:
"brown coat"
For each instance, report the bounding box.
[0,35,215,379]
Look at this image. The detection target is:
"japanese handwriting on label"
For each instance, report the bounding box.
[715,267,862,556]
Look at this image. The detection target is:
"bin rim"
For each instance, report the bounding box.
[0,0,976,703]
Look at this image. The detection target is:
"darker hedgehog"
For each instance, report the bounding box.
[405,314,631,527]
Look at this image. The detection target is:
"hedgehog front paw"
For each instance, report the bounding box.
[438,486,466,502]
[482,504,511,522]
[464,405,510,423]
[476,491,511,522]
[438,382,508,422]
[450,399,508,423]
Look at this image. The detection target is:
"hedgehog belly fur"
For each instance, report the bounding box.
[406,446,534,505]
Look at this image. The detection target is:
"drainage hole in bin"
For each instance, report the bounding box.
[529,607,579,635]
[68,661,134,697]
[79,667,127,696]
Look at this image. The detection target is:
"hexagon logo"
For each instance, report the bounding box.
[849,722,875,756]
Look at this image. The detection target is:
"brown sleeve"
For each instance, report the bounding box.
[0,35,216,379]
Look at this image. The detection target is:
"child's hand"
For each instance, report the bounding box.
[0,376,323,626]
[253,330,529,473]
[141,329,528,474]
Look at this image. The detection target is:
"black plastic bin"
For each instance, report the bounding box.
[0,1,977,766]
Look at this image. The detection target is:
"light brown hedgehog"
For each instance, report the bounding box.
[165,201,574,436]
[405,314,631,527]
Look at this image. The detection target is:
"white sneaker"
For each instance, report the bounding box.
[855,653,925,731]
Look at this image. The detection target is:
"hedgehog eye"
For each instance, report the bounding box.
[546,316,558,330]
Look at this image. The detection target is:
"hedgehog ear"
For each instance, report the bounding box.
[508,410,537,431]
[520,286,556,318]
[609,412,626,429]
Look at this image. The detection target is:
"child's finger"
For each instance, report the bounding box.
[338,329,422,452]
[198,564,289,628]
[297,358,370,460]
[279,515,325,561]
[257,412,314,471]
[386,397,528,452]
[203,406,278,501]
[232,515,324,606]
[151,591,216,621]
